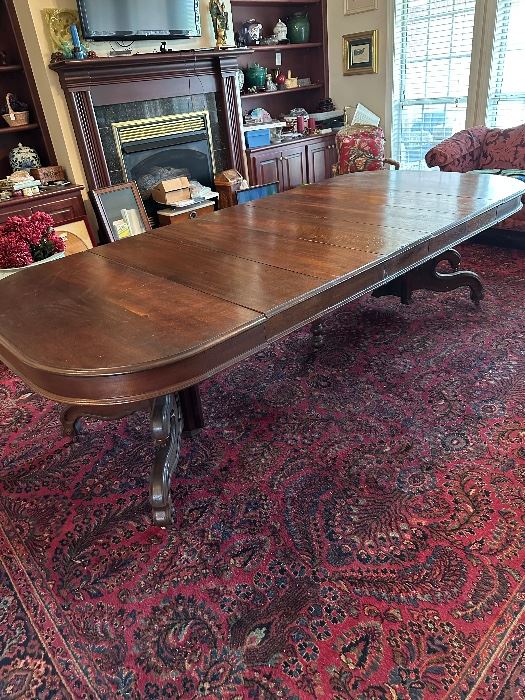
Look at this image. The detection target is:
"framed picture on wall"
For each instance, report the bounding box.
[89,182,151,243]
[344,0,378,14]
[343,30,378,76]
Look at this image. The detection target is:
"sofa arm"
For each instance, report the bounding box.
[425,126,488,172]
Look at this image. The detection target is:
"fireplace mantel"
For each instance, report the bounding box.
[51,49,252,188]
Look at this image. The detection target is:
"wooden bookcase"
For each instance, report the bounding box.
[231,0,328,117]
[231,0,333,190]
[0,0,55,179]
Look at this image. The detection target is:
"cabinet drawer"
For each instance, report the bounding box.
[158,203,215,226]
[34,196,84,225]
[0,204,33,223]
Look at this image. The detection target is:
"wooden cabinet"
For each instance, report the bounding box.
[247,134,336,191]
[0,186,86,225]
[281,145,308,190]
[250,152,281,190]
[307,138,338,183]
[231,1,328,118]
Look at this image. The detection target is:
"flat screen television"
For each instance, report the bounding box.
[77,0,201,40]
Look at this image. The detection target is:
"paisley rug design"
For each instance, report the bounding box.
[0,243,524,699]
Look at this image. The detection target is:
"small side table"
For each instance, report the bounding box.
[157,201,216,227]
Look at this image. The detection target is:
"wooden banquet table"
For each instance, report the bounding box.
[0,171,523,526]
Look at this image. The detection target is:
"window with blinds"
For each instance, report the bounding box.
[392,0,476,169]
[485,0,525,127]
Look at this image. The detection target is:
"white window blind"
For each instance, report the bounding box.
[392,0,476,169]
[486,0,525,127]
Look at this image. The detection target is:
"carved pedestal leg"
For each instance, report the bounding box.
[150,393,183,528]
[372,249,483,306]
[180,385,204,436]
[312,321,324,350]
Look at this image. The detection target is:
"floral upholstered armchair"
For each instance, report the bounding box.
[334,125,400,175]
[425,124,525,232]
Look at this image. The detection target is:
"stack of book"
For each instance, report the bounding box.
[0,172,41,199]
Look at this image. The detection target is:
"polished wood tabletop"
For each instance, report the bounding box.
[0,171,523,408]
[1,170,524,524]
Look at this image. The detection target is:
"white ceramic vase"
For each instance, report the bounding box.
[0,251,65,280]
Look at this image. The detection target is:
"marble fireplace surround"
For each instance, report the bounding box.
[95,99,223,190]
[50,49,250,189]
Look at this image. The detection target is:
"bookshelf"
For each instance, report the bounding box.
[0,0,55,179]
[231,0,328,118]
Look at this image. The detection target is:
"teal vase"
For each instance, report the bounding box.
[244,64,267,90]
[287,12,310,44]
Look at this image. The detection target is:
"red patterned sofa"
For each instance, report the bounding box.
[425,124,525,233]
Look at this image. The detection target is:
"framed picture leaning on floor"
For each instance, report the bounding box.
[89,182,151,243]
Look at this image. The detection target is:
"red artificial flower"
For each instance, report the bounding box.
[30,210,54,235]
[0,233,33,268]
[47,232,65,253]
[1,214,40,245]
[0,210,64,268]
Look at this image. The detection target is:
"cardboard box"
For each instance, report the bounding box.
[151,176,191,205]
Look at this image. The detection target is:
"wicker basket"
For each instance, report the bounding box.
[2,93,29,127]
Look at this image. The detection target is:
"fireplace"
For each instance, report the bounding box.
[50,50,249,193]
[111,112,215,212]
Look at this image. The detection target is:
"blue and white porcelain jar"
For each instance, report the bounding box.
[9,143,41,172]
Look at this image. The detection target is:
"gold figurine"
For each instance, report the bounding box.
[209,1,229,48]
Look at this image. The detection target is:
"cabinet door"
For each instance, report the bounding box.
[249,150,281,190]
[307,141,330,184]
[307,138,337,184]
[281,144,307,191]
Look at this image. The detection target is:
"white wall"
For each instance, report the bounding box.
[327,0,392,143]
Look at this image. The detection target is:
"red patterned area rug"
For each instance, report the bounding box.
[1,243,525,700]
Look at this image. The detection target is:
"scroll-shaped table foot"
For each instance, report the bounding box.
[372,249,483,306]
[60,406,84,437]
[150,393,183,528]
[60,401,150,438]
[312,321,324,350]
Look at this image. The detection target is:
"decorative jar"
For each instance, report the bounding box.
[9,143,41,172]
[287,12,310,44]
[273,18,288,42]
[238,19,263,46]
[244,64,267,90]
[275,70,287,89]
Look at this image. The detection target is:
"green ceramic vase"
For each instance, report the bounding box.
[287,12,310,44]
[244,64,267,89]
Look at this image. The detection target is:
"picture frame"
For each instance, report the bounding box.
[343,30,378,76]
[89,182,151,243]
[344,0,378,15]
